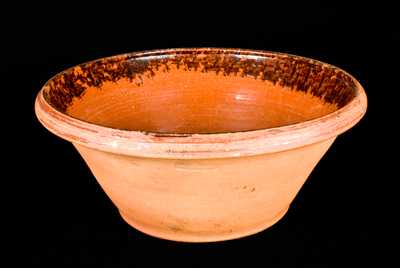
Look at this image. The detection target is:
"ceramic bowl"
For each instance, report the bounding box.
[35,48,367,242]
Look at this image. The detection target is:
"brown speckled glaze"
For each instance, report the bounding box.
[35,48,367,242]
[43,48,356,113]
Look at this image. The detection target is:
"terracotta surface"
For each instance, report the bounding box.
[35,48,367,242]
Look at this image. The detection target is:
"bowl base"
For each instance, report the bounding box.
[119,206,289,242]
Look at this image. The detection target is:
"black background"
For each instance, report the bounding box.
[2,1,397,266]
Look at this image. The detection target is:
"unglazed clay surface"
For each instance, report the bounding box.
[35,48,367,242]
[74,138,335,241]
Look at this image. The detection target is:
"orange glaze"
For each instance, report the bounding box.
[67,66,337,133]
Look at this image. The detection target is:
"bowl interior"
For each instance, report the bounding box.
[43,49,357,134]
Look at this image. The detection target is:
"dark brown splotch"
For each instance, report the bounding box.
[43,49,357,112]
[43,55,150,112]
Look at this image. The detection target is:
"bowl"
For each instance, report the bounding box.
[35,48,367,242]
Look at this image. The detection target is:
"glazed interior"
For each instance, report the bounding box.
[43,49,357,134]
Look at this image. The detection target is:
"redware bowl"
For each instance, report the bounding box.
[35,48,367,242]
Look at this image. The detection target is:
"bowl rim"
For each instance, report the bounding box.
[35,47,368,159]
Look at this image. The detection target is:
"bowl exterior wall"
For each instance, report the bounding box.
[74,137,335,242]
